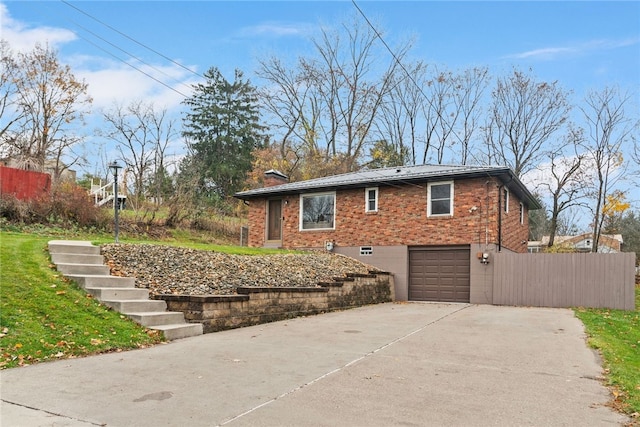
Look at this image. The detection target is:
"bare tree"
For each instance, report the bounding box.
[258,14,411,175]
[418,66,490,165]
[102,101,176,214]
[537,130,586,246]
[0,42,92,179]
[256,56,310,175]
[579,87,634,252]
[422,68,458,164]
[451,67,490,165]
[0,40,22,146]
[377,61,427,165]
[484,68,570,177]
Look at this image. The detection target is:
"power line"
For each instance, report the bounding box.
[74,31,190,99]
[65,16,196,95]
[351,0,495,172]
[60,0,204,80]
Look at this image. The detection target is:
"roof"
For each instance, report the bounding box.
[235,164,542,209]
[539,233,623,246]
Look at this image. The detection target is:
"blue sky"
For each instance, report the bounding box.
[4,1,638,107]
[2,1,639,216]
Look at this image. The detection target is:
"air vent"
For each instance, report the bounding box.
[360,246,373,256]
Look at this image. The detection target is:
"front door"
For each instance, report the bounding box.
[267,199,282,242]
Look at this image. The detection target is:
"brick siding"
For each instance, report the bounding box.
[247,177,529,254]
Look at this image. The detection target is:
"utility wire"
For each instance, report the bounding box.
[66,17,196,94]
[75,31,190,99]
[351,0,498,175]
[60,0,204,80]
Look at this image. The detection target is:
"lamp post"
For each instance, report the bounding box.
[108,160,123,243]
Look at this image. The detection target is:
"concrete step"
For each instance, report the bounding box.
[151,323,203,340]
[85,287,149,300]
[50,253,105,265]
[65,275,135,289]
[55,263,110,276]
[48,239,204,341]
[48,240,101,255]
[125,311,187,327]
[102,299,167,313]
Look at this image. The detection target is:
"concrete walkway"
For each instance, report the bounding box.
[1,303,629,426]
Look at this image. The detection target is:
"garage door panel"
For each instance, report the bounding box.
[409,247,470,303]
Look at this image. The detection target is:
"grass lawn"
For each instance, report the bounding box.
[0,231,166,369]
[0,226,303,369]
[574,283,640,419]
[2,225,638,422]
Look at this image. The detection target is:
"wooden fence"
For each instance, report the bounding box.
[0,166,51,200]
[492,252,636,310]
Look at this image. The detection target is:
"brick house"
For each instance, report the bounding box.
[235,164,541,304]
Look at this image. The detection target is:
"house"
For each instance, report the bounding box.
[1,157,76,182]
[528,233,623,253]
[234,164,541,304]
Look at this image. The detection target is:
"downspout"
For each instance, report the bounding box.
[497,185,502,252]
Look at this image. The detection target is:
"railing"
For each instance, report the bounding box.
[90,181,115,206]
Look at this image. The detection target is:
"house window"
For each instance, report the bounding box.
[519,202,524,224]
[427,181,453,217]
[503,188,509,213]
[300,192,335,230]
[365,187,378,212]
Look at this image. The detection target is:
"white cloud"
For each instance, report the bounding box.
[75,59,197,111]
[236,21,314,38]
[506,37,640,61]
[0,4,197,172]
[0,3,76,51]
[1,4,199,113]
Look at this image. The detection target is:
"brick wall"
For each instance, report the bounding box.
[246,177,529,253]
[155,272,393,333]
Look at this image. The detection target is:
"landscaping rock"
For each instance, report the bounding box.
[101,244,379,296]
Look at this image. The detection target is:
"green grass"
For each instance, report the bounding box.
[0,225,304,369]
[574,284,640,418]
[0,232,165,369]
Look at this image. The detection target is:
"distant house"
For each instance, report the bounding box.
[528,233,623,253]
[235,164,541,303]
[1,157,76,182]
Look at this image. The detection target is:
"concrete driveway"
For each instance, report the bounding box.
[1,303,629,426]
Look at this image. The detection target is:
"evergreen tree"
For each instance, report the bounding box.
[182,67,266,201]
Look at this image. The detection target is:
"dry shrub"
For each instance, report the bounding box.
[0,194,30,222]
[1,182,109,229]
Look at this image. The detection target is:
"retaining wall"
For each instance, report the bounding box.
[154,272,393,333]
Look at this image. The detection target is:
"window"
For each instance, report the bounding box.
[427,181,453,217]
[519,202,524,224]
[300,192,335,230]
[503,188,509,213]
[360,246,373,256]
[365,187,378,212]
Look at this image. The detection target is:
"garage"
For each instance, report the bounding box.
[409,246,471,302]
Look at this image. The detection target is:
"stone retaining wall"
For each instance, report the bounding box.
[154,272,393,333]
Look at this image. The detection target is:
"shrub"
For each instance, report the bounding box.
[1,182,109,229]
[0,194,30,222]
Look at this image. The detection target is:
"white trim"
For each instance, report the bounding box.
[365,187,378,212]
[427,181,454,217]
[299,191,336,231]
[503,187,510,213]
[519,202,524,224]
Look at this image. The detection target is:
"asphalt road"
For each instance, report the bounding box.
[1,303,629,426]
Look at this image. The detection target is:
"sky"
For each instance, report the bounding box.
[1,1,639,215]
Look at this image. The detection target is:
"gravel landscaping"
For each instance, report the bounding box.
[101,244,380,296]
